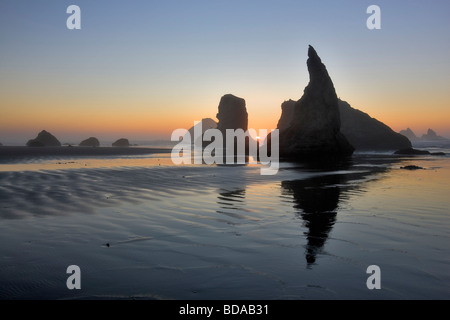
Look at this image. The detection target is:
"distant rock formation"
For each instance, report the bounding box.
[186,118,217,144]
[277,45,354,158]
[338,100,412,150]
[27,130,61,147]
[399,128,418,141]
[421,129,447,141]
[216,94,248,133]
[399,128,448,143]
[79,137,100,147]
[0,142,2,146]
[112,138,130,147]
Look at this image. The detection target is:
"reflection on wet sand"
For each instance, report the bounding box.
[282,160,388,267]
[282,174,340,265]
[216,189,248,220]
[211,157,394,267]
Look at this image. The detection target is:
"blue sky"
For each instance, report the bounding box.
[1,1,449,143]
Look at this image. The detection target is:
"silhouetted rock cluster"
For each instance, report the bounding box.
[208,45,413,157]
[27,130,61,147]
[277,45,354,158]
[79,137,100,147]
[274,46,420,154]
[278,98,411,151]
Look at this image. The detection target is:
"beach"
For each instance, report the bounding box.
[2,0,450,306]
[0,145,449,300]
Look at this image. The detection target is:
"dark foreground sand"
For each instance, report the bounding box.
[0,146,449,299]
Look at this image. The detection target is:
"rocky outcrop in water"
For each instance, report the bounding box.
[26,130,61,147]
[338,100,412,150]
[276,47,411,152]
[215,94,250,155]
[216,94,248,133]
[79,137,100,147]
[277,45,354,158]
[112,138,130,147]
[279,99,412,151]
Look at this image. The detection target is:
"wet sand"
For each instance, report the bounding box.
[0,148,449,300]
[0,146,171,163]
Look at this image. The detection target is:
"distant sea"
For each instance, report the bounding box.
[0,141,449,300]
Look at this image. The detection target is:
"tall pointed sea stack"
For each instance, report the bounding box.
[278,46,354,158]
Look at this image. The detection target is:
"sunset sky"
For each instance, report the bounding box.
[1,0,449,145]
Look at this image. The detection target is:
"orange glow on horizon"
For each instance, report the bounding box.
[1,89,449,142]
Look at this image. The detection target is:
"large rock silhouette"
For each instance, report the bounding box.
[278,45,353,158]
[27,130,61,147]
[215,94,249,156]
[281,100,412,150]
[216,94,248,133]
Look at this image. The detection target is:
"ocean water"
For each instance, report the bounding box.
[0,147,449,300]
